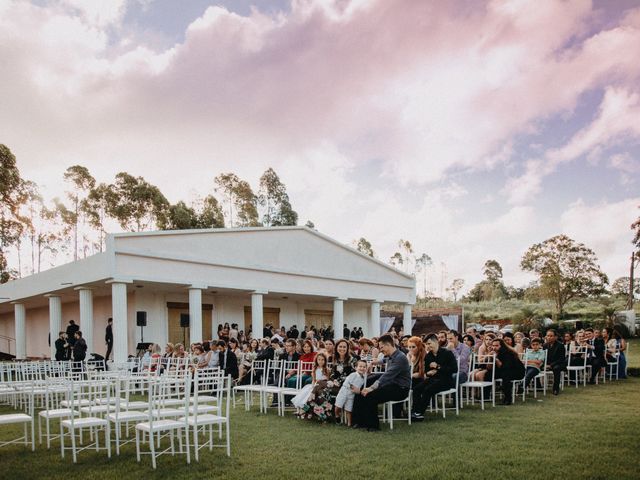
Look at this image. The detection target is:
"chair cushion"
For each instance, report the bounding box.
[0,413,32,425]
[136,419,184,433]
[61,417,107,428]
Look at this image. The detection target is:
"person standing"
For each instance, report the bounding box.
[66,320,79,358]
[105,318,113,361]
[73,331,87,372]
[54,332,68,361]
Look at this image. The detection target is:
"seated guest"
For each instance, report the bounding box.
[358,338,379,363]
[330,339,358,391]
[462,334,475,352]
[478,333,496,356]
[436,330,448,348]
[502,332,515,348]
[563,332,574,345]
[280,339,301,388]
[585,328,606,384]
[544,329,566,395]
[194,345,208,370]
[406,336,426,389]
[256,338,276,362]
[514,332,525,355]
[351,334,410,431]
[491,338,525,405]
[411,334,458,421]
[217,340,239,379]
[522,338,545,390]
[447,330,471,384]
[611,329,627,379]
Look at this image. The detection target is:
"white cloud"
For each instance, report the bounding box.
[561,197,640,280]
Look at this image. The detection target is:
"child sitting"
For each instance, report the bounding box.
[523,337,545,390]
[334,359,367,426]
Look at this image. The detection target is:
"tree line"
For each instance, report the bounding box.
[0,144,300,281]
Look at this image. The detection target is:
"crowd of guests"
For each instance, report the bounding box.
[139,321,628,432]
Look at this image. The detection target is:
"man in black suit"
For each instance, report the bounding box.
[66,320,79,358]
[343,324,350,340]
[411,334,458,420]
[585,328,606,384]
[105,318,113,361]
[217,340,239,380]
[72,331,87,373]
[544,329,566,395]
[54,332,68,361]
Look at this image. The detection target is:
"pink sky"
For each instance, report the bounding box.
[1,0,639,295]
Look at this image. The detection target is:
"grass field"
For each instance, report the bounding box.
[1,343,639,480]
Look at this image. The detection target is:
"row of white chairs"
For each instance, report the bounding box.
[0,361,232,469]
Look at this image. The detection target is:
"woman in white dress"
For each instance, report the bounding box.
[292,353,330,410]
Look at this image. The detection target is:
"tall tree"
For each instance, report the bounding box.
[389,252,403,268]
[447,278,465,302]
[195,195,225,228]
[83,183,111,252]
[105,173,170,232]
[483,259,503,283]
[398,239,414,273]
[20,182,60,274]
[354,237,375,257]
[520,234,608,318]
[630,206,640,309]
[415,253,432,296]
[258,168,298,226]
[611,277,640,297]
[0,144,27,282]
[214,173,260,227]
[61,165,96,260]
[162,201,198,230]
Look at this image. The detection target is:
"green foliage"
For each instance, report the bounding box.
[258,168,297,226]
[0,144,27,282]
[611,276,640,297]
[162,196,225,230]
[521,234,608,317]
[104,172,170,232]
[214,173,260,227]
[483,259,503,282]
[354,237,375,257]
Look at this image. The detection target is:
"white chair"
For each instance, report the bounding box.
[383,362,411,429]
[180,371,231,461]
[434,356,461,418]
[60,380,112,463]
[566,346,588,388]
[460,354,496,410]
[606,352,620,381]
[0,382,35,451]
[135,374,190,469]
[257,360,284,414]
[233,359,266,411]
[107,375,150,455]
[38,377,75,448]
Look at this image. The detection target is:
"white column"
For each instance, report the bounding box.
[110,282,129,364]
[13,303,26,359]
[333,298,345,340]
[77,287,94,354]
[189,287,203,345]
[403,304,413,337]
[46,294,62,359]
[251,292,265,339]
[369,301,381,338]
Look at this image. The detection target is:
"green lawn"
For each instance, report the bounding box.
[1,346,639,480]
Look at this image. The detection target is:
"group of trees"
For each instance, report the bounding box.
[0,144,299,282]
[464,230,640,318]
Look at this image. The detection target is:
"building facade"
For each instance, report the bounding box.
[0,227,416,362]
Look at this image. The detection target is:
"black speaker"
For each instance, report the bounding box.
[180,313,190,328]
[136,311,147,327]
